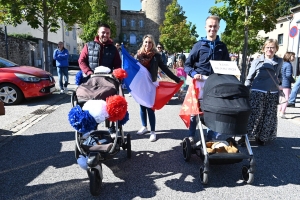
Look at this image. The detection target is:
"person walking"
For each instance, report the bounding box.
[135,34,181,142]
[184,15,230,143]
[78,23,121,134]
[245,39,283,145]
[156,43,167,79]
[53,41,69,94]
[78,23,121,76]
[287,68,300,108]
[278,52,295,118]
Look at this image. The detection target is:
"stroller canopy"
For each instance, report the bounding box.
[201,74,251,135]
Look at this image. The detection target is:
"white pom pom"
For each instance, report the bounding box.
[94,66,111,74]
[82,100,109,123]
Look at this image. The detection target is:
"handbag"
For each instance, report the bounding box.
[266,69,286,105]
[0,101,5,115]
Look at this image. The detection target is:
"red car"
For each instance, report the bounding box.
[0,57,56,105]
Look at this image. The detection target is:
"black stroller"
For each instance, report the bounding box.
[71,73,131,196]
[182,73,255,184]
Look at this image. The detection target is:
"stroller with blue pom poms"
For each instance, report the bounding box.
[69,68,131,196]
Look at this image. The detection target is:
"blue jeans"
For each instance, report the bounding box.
[189,115,225,140]
[140,105,156,131]
[289,77,300,104]
[57,67,69,90]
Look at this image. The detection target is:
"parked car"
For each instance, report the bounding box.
[68,54,80,70]
[0,57,56,105]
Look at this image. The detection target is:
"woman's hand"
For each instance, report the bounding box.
[193,74,202,80]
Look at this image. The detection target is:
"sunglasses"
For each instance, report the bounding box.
[157,47,162,49]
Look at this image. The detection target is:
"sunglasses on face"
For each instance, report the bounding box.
[157,47,162,49]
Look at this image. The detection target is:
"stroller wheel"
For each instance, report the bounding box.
[88,166,103,196]
[127,134,131,158]
[242,165,254,184]
[199,166,208,184]
[182,137,192,162]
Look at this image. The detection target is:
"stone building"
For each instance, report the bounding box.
[106,0,173,53]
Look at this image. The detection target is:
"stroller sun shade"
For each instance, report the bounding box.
[201,74,251,135]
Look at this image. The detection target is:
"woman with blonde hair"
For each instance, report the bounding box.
[135,34,181,142]
[278,52,295,118]
[244,39,283,145]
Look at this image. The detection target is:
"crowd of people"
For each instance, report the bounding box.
[75,16,299,145]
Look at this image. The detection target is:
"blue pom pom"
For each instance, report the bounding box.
[119,111,129,126]
[75,71,83,85]
[68,105,97,133]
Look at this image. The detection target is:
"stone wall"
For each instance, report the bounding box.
[0,33,58,71]
[0,32,37,66]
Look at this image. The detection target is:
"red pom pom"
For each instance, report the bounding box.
[113,68,128,80]
[106,95,128,121]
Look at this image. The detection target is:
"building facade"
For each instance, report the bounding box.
[257,5,300,75]
[106,0,173,53]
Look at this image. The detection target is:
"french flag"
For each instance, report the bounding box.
[122,46,182,110]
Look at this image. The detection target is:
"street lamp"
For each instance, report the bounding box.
[295,20,300,77]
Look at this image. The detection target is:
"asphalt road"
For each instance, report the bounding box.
[0,71,300,199]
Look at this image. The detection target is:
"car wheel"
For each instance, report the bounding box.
[0,83,24,105]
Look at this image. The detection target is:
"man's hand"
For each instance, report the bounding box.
[193,74,202,80]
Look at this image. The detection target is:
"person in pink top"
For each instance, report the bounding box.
[174,58,187,100]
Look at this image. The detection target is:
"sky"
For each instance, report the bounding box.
[120,0,225,39]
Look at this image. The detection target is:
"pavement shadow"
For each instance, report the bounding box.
[0,131,79,199]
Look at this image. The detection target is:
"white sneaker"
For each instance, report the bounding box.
[60,89,64,94]
[149,131,156,142]
[279,113,287,119]
[64,88,68,94]
[188,137,194,144]
[137,126,148,135]
[128,93,132,97]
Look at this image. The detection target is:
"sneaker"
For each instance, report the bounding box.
[287,103,295,107]
[110,133,116,139]
[60,89,64,94]
[64,88,68,94]
[137,126,148,135]
[279,113,287,119]
[149,131,156,142]
[128,93,132,97]
[188,137,194,144]
[108,126,116,134]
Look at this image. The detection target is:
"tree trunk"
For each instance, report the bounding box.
[240,6,249,84]
[42,0,50,73]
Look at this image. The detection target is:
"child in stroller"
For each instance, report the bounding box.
[181,73,255,185]
[69,67,130,196]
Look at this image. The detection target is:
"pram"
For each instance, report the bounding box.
[182,73,255,184]
[71,72,131,196]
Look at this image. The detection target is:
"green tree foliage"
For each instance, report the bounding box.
[8,33,39,43]
[159,0,198,53]
[210,0,280,82]
[0,0,90,72]
[274,0,300,18]
[79,0,116,42]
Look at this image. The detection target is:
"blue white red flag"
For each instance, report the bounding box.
[122,45,182,110]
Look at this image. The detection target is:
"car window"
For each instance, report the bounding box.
[0,58,18,68]
[69,54,79,61]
